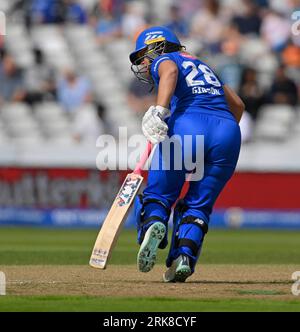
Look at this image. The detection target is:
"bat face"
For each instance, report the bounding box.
[89,173,143,269]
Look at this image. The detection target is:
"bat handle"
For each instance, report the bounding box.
[133,142,153,175]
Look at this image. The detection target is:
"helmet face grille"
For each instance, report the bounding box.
[133,40,166,65]
[145,41,166,61]
[131,63,154,85]
[130,41,183,86]
[130,41,166,85]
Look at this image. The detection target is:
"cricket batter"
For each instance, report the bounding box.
[129,26,244,282]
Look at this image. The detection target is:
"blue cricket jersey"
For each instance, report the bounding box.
[150,51,234,119]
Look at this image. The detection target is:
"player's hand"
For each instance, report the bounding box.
[142,105,171,144]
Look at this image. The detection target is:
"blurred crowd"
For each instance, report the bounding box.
[0,0,300,144]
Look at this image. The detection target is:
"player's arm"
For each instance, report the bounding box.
[156,60,178,108]
[223,84,245,123]
[142,60,178,144]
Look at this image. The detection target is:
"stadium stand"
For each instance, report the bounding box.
[0,0,299,171]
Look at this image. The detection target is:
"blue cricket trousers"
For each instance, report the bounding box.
[143,109,241,224]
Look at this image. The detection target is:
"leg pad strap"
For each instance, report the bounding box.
[178,238,199,257]
[180,216,208,234]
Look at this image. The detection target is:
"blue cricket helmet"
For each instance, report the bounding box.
[129,26,181,64]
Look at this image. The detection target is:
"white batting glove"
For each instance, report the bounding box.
[142,105,171,145]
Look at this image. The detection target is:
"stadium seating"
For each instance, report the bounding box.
[5,24,34,68]
[31,25,75,70]
[0,0,298,171]
[254,104,295,141]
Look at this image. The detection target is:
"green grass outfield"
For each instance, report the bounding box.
[0,227,300,312]
[2,296,300,312]
[0,227,300,265]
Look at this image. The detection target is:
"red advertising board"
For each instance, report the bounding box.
[215,172,300,210]
[0,168,299,210]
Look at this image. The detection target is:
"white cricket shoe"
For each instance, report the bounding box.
[137,222,166,273]
[163,255,192,283]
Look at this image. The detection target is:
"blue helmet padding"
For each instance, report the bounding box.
[129,26,181,63]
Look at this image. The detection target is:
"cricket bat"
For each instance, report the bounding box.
[89,142,153,269]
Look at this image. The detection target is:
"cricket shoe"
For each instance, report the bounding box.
[163,255,192,283]
[137,222,166,273]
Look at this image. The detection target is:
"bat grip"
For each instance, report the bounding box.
[133,142,153,175]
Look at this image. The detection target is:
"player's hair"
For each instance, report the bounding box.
[164,41,185,53]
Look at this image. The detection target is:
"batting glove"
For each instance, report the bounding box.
[142,105,171,145]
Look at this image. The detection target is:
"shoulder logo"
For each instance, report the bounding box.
[180,52,196,59]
